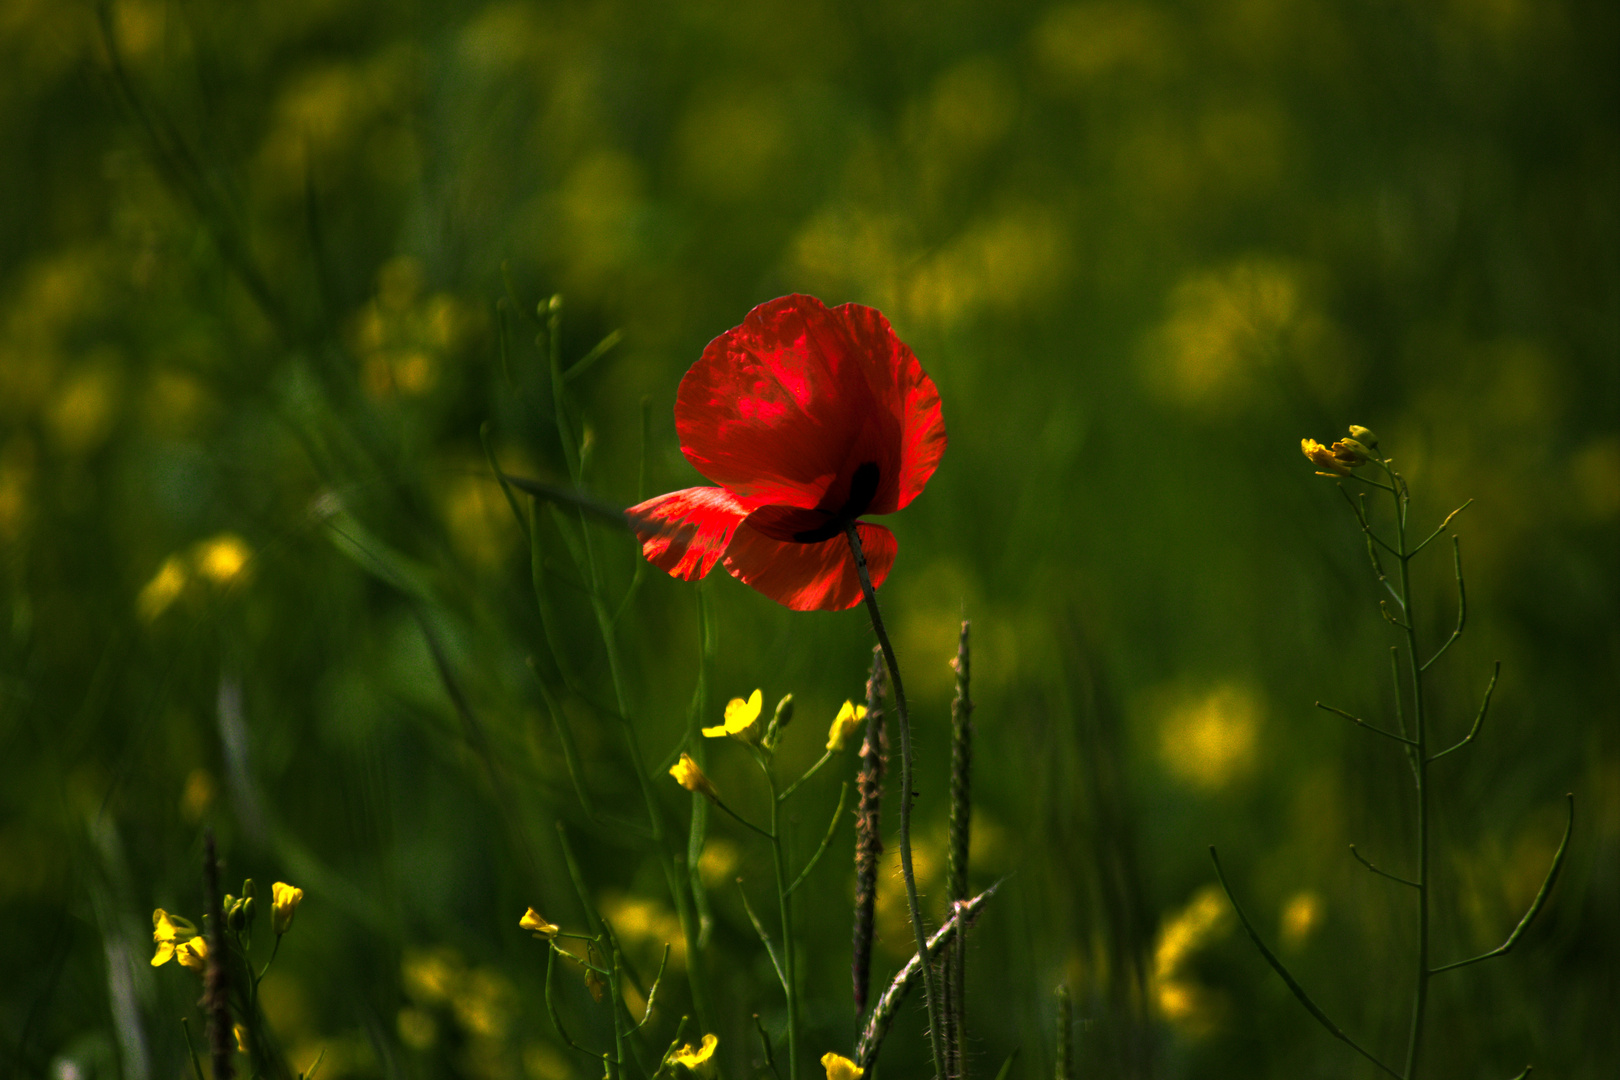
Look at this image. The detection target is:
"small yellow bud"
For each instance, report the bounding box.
[271,882,303,935]
[669,753,720,802]
[1333,438,1375,465]
[520,907,560,939]
[826,700,868,752]
[1347,425,1379,449]
[234,1023,250,1055]
[821,1053,864,1080]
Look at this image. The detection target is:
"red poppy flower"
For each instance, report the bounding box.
[629,295,947,611]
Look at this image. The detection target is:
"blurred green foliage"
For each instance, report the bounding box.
[1,1,1615,1078]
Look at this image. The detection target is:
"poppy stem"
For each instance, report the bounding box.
[845,523,949,1080]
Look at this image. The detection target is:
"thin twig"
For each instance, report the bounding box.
[1429,795,1574,975]
[1410,500,1472,557]
[1209,847,1401,1079]
[1429,662,1501,763]
[1349,844,1419,889]
[1315,702,1418,746]
[1420,538,1467,672]
[786,783,851,896]
[754,1014,783,1080]
[737,879,788,991]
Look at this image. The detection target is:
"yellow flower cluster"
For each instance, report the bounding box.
[1301,425,1379,476]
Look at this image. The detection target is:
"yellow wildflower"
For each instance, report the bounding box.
[234,1024,250,1054]
[822,1053,863,1080]
[520,907,559,939]
[271,881,303,935]
[151,909,208,969]
[826,700,868,752]
[702,689,762,739]
[669,1034,718,1078]
[669,753,720,802]
[1301,438,1356,475]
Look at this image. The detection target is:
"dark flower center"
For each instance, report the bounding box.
[791,461,880,543]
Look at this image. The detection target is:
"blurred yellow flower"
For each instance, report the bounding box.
[826,700,868,752]
[669,753,719,802]
[234,1024,249,1054]
[271,882,303,935]
[195,533,252,585]
[668,1033,718,1078]
[151,909,208,970]
[821,1053,863,1080]
[519,907,559,939]
[703,689,762,738]
[137,556,188,622]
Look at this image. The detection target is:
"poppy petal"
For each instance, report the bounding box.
[676,295,945,515]
[721,518,897,611]
[627,487,749,581]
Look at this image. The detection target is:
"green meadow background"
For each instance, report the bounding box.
[2,1,1615,1077]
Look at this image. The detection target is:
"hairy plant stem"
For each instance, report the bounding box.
[1383,461,1430,1080]
[845,524,948,1080]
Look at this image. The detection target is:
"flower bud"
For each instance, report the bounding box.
[669,753,720,803]
[1347,425,1379,449]
[763,693,795,749]
[826,700,869,752]
[1333,438,1375,465]
[520,907,560,939]
[271,881,303,935]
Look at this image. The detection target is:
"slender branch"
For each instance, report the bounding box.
[564,329,625,384]
[1379,600,1411,631]
[1209,848,1402,1079]
[754,1014,783,1080]
[1429,795,1574,975]
[546,946,606,1059]
[1338,484,1400,556]
[1411,500,1472,557]
[712,797,775,841]
[786,783,851,896]
[779,750,835,803]
[845,523,947,1080]
[1429,662,1501,763]
[1420,538,1467,672]
[1390,647,1420,784]
[737,879,788,992]
[1315,702,1418,746]
[633,945,672,1031]
[1349,844,1419,889]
